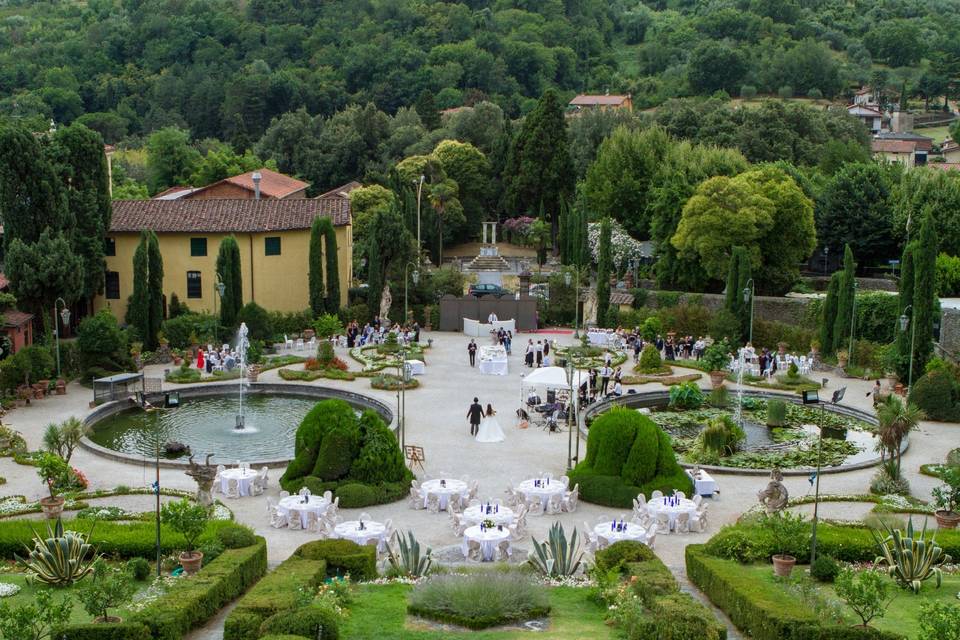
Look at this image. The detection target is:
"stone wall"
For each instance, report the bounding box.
[938,308,960,359]
[640,292,813,327]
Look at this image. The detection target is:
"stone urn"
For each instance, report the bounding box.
[185,454,217,508]
[55,379,67,395]
[772,554,796,577]
[935,510,960,529]
[247,365,260,382]
[39,496,65,519]
[179,551,203,575]
[303,329,316,341]
[708,371,726,389]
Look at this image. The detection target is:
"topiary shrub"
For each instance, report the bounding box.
[595,540,656,573]
[766,399,787,427]
[909,370,960,421]
[259,604,339,640]
[636,344,666,374]
[810,554,840,582]
[126,557,150,581]
[312,422,360,480]
[236,302,273,342]
[334,483,378,507]
[294,539,377,580]
[317,341,335,366]
[216,523,257,549]
[570,408,692,508]
[349,411,408,485]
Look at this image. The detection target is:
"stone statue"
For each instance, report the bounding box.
[379,282,392,321]
[185,453,217,508]
[757,468,789,514]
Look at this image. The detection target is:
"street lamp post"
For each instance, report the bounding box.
[565,360,575,470]
[742,278,755,345]
[397,346,408,452]
[414,175,425,267]
[899,306,917,391]
[215,280,226,316]
[53,298,71,379]
[810,387,846,565]
[404,262,420,327]
[822,247,829,276]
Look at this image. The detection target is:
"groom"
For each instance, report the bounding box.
[467,397,484,437]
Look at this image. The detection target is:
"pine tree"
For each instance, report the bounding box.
[596,217,612,327]
[216,236,243,328]
[895,242,916,380]
[308,216,326,315]
[324,219,340,312]
[820,272,840,355]
[414,90,440,130]
[146,231,164,349]
[832,244,856,352]
[912,209,937,373]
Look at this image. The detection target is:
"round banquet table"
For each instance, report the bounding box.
[220,468,258,496]
[647,497,697,531]
[516,478,565,510]
[587,331,611,346]
[420,479,469,511]
[462,504,515,526]
[594,521,648,548]
[334,520,389,550]
[278,494,330,528]
[462,525,511,561]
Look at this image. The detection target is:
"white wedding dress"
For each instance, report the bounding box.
[475,414,506,443]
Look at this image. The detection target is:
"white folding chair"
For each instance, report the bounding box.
[547,493,564,515]
[497,540,512,561]
[270,509,289,528]
[650,490,663,500]
[225,478,240,499]
[466,539,482,561]
[562,484,579,512]
[527,495,544,516]
[426,493,440,513]
[287,509,303,530]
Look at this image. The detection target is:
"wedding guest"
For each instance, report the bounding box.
[525,339,535,367]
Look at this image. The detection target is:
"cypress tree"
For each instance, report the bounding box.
[832,244,856,352]
[324,219,340,312]
[308,217,326,315]
[895,242,916,380]
[820,272,840,355]
[366,238,382,321]
[575,203,588,267]
[724,247,743,318]
[127,232,150,345]
[146,231,164,350]
[0,124,68,248]
[596,217,612,327]
[912,209,937,373]
[216,235,243,328]
[735,249,753,343]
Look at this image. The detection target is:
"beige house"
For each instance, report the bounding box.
[569,94,633,113]
[871,139,920,167]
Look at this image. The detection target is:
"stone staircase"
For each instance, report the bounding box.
[465,253,510,272]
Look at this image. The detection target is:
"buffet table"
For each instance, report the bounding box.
[478,345,508,376]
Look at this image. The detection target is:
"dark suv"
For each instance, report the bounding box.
[468,283,512,298]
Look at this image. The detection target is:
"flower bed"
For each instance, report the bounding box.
[370,373,419,390]
[349,344,427,372]
[554,344,628,369]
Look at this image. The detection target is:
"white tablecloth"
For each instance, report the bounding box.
[421,479,469,510]
[278,494,330,528]
[647,497,697,531]
[407,360,425,375]
[463,504,515,526]
[516,478,565,509]
[478,358,508,375]
[463,318,516,337]
[462,525,511,561]
[334,521,389,550]
[687,469,717,496]
[587,331,611,346]
[594,521,648,546]
[220,468,258,496]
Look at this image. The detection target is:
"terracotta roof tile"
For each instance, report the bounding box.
[2,310,33,327]
[188,168,310,199]
[0,273,7,290]
[110,197,351,234]
[929,163,960,172]
[570,94,630,106]
[609,291,635,306]
[871,139,916,154]
[316,181,363,199]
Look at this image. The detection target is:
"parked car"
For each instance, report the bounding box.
[529,283,549,301]
[468,283,512,298]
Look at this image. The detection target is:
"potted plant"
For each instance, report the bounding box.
[36,452,70,519]
[932,466,960,529]
[701,341,730,389]
[188,331,200,357]
[837,349,849,369]
[161,498,209,574]
[763,511,808,577]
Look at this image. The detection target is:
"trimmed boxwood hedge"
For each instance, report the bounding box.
[594,540,656,573]
[259,604,340,639]
[0,518,234,559]
[686,545,902,640]
[568,407,693,507]
[294,539,377,581]
[259,636,312,640]
[909,369,960,421]
[56,537,267,640]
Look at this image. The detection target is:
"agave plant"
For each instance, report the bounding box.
[15,517,98,586]
[871,516,951,594]
[388,529,433,578]
[528,522,584,577]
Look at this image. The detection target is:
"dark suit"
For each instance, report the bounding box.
[467,402,483,436]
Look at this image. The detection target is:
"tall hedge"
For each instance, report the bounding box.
[819,272,839,354]
[832,244,855,353]
[895,242,916,380]
[308,216,326,316]
[725,245,751,344]
[569,407,692,507]
[596,217,612,327]
[216,235,243,328]
[912,209,937,374]
[324,219,340,313]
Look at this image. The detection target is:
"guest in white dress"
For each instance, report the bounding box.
[475,404,505,443]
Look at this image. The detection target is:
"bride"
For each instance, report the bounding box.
[475,403,505,443]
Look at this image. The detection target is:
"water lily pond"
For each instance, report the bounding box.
[647,398,877,469]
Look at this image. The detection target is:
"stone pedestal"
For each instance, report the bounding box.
[185,454,217,508]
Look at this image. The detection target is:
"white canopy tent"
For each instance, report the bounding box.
[521,366,588,406]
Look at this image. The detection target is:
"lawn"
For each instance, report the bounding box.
[0,571,152,623]
[340,583,614,640]
[737,564,960,639]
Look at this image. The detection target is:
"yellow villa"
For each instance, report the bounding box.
[94,192,354,321]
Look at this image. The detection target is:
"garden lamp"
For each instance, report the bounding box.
[216,281,226,298]
[899,314,909,332]
[59,306,71,327]
[564,271,572,287]
[412,270,420,285]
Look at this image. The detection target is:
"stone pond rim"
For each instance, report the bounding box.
[580,389,902,477]
[78,382,395,470]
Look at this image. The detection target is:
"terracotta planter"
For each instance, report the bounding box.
[935,510,960,529]
[709,371,727,389]
[772,554,796,577]
[179,551,203,575]
[39,496,65,519]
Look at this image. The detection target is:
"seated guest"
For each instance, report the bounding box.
[608,381,623,397]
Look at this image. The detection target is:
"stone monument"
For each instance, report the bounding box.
[757,467,789,514]
[185,453,217,508]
